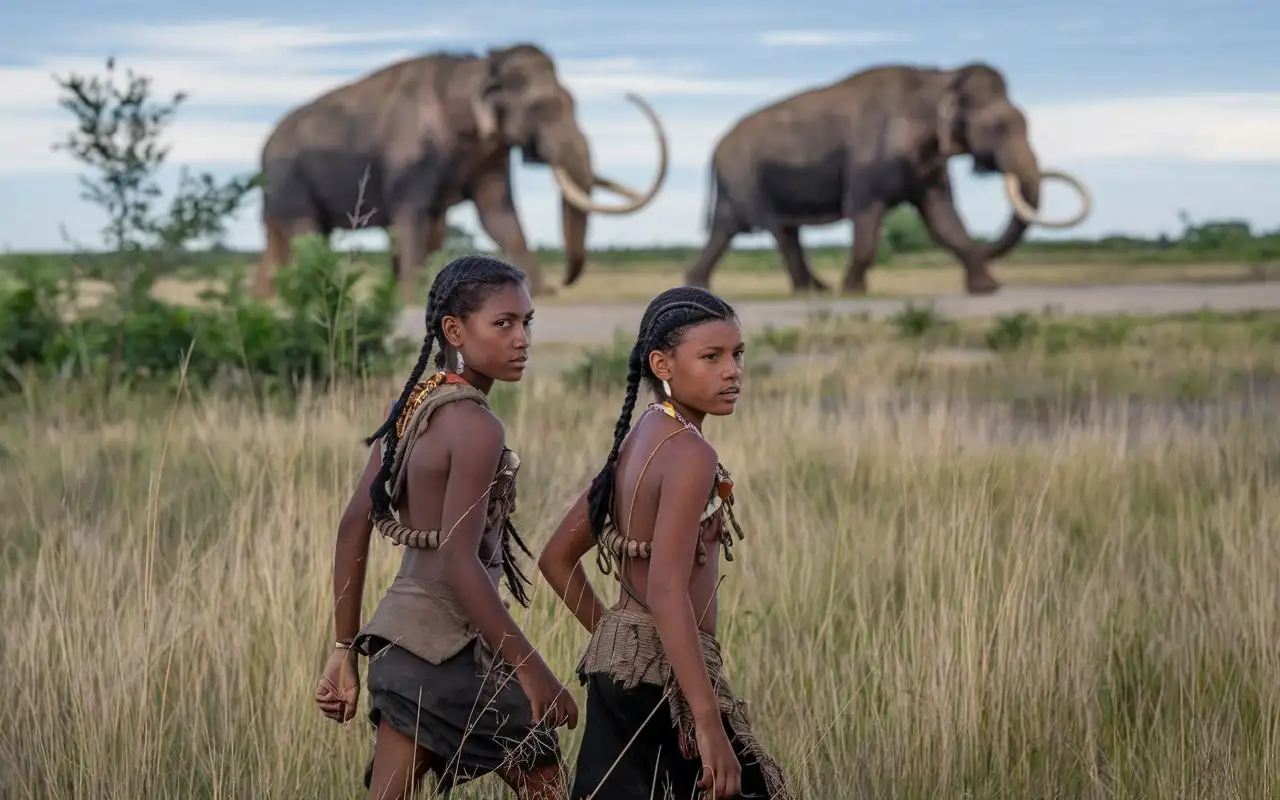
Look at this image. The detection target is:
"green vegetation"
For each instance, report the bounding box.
[10,207,1280,284]
[2,56,1280,798]
[568,306,1280,406]
[2,310,1278,797]
[2,54,1279,800]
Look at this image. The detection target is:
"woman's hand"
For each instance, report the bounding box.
[695,718,743,799]
[315,645,360,723]
[516,655,580,730]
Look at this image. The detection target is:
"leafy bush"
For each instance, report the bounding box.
[0,237,409,394]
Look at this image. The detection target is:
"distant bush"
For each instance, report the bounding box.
[0,236,410,395]
[563,332,633,392]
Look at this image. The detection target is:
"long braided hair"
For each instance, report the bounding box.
[585,286,738,551]
[364,253,536,606]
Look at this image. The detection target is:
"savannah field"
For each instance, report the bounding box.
[14,234,1280,311]
[2,249,1279,799]
[4,44,1280,800]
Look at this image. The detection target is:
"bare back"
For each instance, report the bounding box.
[387,398,508,589]
[609,409,725,634]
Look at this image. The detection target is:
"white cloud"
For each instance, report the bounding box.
[1024,93,1280,163]
[107,19,460,60]
[0,20,787,137]
[0,17,785,177]
[759,30,914,47]
[2,58,357,111]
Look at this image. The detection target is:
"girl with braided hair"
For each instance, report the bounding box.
[538,287,792,800]
[315,254,577,800]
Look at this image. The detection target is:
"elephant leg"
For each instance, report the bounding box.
[252,216,292,299]
[392,207,427,302]
[684,221,736,289]
[472,170,553,296]
[387,227,400,278]
[771,225,830,293]
[390,215,445,286]
[842,205,887,294]
[914,185,1000,295]
[424,214,447,254]
[253,216,321,299]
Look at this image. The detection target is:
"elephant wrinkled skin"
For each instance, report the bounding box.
[253,43,669,299]
[684,62,1092,295]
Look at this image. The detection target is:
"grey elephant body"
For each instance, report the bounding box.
[686,62,1090,295]
[254,44,668,299]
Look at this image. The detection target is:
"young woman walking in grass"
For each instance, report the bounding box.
[314,254,578,800]
[538,286,793,800]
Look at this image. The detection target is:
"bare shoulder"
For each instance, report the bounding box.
[430,397,505,455]
[653,423,718,480]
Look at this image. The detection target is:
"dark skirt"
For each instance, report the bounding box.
[569,674,777,800]
[360,636,562,795]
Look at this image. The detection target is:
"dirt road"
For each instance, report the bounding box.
[394,280,1280,345]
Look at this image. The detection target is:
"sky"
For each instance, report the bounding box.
[1,0,1278,254]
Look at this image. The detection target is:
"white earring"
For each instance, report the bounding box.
[661,378,672,397]
[455,350,465,375]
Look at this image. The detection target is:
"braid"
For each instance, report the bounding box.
[366,278,450,519]
[585,343,644,571]
[585,287,738,564]
[363,253,537,604]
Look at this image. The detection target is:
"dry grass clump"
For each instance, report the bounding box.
[0,349,1276,798]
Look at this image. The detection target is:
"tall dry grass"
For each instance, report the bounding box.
[0,353,1277,799]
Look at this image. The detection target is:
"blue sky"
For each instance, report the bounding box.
[1,0,1278,254]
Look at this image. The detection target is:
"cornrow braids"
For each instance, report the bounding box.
[585,286,737,566]
[363,253,534,602]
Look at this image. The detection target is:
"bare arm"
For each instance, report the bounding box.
[647,436,722,727]
[332,443,381,643]
[538,487,608,634]
[430,402,546,672]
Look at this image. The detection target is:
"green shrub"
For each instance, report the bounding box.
[0,237,409,395]
[564,332,633,391]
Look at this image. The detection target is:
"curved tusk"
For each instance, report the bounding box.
[1003,168,1093,229]
[552,92,670,215]
[593,175,648,203]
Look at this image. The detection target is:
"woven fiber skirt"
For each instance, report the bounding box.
[360,636,562,795]
[569,673,778,800]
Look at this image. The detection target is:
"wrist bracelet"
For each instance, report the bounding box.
[335,640,356,650]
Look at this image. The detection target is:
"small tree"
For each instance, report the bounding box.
[51,56,259,387]
[51,56,258,304]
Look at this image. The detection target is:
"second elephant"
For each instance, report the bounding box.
[684,61,1092,295]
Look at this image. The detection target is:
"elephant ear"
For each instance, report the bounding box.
[471,47,516,141]
[470,79,501,141]
[935,76,964,157]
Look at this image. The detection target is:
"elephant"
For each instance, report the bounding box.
[252,43,670,300]
[683,61,1092,295]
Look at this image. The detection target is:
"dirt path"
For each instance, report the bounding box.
[394,281,1280,345]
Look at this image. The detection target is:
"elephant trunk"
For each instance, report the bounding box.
[986,137,1040,261]
[547,125,593,285]
[542,92,670,286]
[987,111,1093,248]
